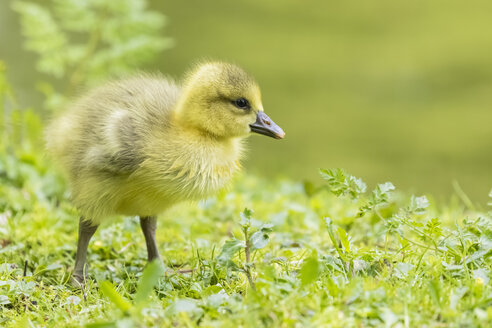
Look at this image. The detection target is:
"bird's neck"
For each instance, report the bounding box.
[172,123,244,157]
[148,112,245,164]
[171,95,233,142]
[171,85,198,129]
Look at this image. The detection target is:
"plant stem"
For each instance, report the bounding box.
[400,235,439,252]
[243,229,256,290]
[243,266,255,291]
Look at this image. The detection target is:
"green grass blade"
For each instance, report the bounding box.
[99,281,132,313]
[135,260,164,305]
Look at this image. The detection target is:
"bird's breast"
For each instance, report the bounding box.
[127,139,243,214]
[163,155,241,200]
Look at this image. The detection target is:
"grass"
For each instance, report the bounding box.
[0,143,491,326]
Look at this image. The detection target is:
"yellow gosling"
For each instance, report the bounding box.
[45,61,285,285]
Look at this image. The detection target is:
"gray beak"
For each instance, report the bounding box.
[249,111,285,139]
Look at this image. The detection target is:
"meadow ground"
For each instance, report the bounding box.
[0,151,491,327]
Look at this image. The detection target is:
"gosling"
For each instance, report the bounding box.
[45,62,285,284]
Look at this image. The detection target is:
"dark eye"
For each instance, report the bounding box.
[233,98,250,109]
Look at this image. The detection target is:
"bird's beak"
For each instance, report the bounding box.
[250,111,285,139]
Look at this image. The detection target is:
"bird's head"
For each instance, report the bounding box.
[174,62,285,140]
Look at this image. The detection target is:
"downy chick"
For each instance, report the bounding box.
[45,62,285,284]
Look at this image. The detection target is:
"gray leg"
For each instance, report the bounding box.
[139,216,161,262]
[72,217,98,285]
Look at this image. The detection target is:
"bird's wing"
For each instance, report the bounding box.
[87,110,145,176]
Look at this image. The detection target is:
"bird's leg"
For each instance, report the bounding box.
[72,217,98,286]
[139,216,161,263]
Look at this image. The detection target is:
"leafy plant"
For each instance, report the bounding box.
[320,168,367,199]
[12,0,173,110]
[217,209,273,290]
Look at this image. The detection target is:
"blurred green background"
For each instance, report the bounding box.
[1,0,491,202]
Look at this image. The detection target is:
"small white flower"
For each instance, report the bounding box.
[65,295,81,306]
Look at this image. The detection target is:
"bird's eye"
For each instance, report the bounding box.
[233,98,250,109]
